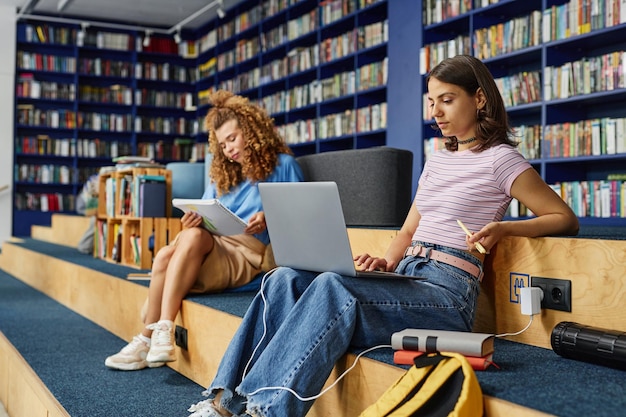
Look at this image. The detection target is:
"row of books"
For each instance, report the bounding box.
[544,51,626,101]
[79,112,133,132]
[113,174,167,217]
[196,0,380,56]
[17,53,192,84]
[287,9,319,42]
[78,58,133,78]
[473,10,542,61]
[258,59,386,115]
[199,19,386,97]
[23,24,76,45]
[78,85,133,105]
[556,180,626,219]
[422,0,474,27]
[136,140,207,162]
[507,178,626,219]
[22,23,181,56]
[94,219,109,260]
[16,106,77,129]
[14,192,75,212]
[391,329,496,371]
[545,117,626,158]
[135,62,196,83]
[16,76,76,101]
[17,51,77,73]
[15,136,134,160]
[419,34,471,75]
[320,0,359,26]
[542,0,626,43]
[82,31,133,51]
[496,70,542,108]
[16,104,198,136]
[134,116,194,136]
[279,102,387,144]
[134,89,191,109]
[15,164,75,185]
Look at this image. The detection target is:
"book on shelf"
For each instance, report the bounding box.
[391,328,495,358]
[172,198,247,236]
[127,272,151,280]
[393,350,495,371]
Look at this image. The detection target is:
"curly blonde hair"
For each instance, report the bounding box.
[205,90,293,196]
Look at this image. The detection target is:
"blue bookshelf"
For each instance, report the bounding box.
[415,0,626,225]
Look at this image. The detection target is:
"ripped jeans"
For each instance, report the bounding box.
[201,241,482,417]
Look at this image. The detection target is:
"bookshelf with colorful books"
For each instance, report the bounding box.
[192,0,389,156]
[13,21,202,237]
[95,164,175,269]
[415,0,626,226]
[14,22,82,237]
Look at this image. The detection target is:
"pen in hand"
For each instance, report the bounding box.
[456,219,487,254]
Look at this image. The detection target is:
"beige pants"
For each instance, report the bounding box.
[190,233,274,293]
[140,233,276,322]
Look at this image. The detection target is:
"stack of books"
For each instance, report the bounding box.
[391,329,496,371]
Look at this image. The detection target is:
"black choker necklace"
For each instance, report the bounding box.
[457,137,476,145]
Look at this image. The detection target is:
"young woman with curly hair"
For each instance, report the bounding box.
[105,90,303,371]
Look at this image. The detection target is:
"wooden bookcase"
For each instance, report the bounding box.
[94,167,180,269]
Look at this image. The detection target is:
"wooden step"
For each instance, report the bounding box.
[30,214,93,248]
[0,333,69,417]
[0,240,552,417]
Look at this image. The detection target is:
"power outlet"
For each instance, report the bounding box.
[531,276,572,312]
[175,325,188,350]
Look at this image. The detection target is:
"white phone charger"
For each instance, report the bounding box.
[520,287,543,316]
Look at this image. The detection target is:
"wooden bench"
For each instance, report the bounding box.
[2,215,626,416]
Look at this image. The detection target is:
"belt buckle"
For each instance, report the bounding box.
[406,244,430,260]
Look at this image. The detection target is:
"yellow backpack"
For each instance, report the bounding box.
[359,352,483,417]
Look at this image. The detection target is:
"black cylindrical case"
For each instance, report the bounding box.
[551,321,626,370]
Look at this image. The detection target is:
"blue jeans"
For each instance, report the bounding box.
[205,242,482,417]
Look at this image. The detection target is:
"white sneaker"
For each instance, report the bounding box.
[104,335,165,371]
[146,320,176,363]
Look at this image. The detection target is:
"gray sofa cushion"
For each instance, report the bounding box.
[296,147,413,227]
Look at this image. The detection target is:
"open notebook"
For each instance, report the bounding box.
[258,181,423,280]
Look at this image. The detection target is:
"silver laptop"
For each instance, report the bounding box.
[258,181,423,280]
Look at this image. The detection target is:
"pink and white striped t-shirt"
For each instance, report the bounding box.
[412,144,532,250]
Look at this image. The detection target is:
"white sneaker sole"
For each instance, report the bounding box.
[104,358,165,371]
[146,350,176,363]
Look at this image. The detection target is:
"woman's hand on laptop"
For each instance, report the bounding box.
[354,254,393,272]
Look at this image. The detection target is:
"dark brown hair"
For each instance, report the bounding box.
[205,90,292,195]
[426,55,518,151]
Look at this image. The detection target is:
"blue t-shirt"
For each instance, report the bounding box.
[201,153,303,244]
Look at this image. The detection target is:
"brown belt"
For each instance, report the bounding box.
[404,245,483,281]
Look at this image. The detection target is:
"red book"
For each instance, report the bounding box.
[393,350,496,371]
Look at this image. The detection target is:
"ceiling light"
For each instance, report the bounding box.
[57,0,74,12]
[216,7,225,19]
[143,30,151,47]
[20,0,40,14]
[76,22,88,47]
[174,30,181,44]
[76,29,84,46]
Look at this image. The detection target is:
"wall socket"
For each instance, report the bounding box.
[531,276,572,312]
[175,325,188,350]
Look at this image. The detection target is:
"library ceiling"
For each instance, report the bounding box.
[7,0,246,30]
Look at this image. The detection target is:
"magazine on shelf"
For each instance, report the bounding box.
[172,198,247,236]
